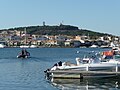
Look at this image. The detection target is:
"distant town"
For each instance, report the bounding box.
[0,23,120,48]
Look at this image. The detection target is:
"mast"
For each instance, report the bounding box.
[24,28,27,45]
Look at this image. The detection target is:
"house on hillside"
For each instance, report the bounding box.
[55,35,67,41]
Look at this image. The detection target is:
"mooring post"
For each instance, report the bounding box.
[86,66,89,71]
[116,63,118,72]
[80,73,83,79]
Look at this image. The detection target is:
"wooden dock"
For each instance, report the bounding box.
[49,70,120,74]
[47,70,120,79]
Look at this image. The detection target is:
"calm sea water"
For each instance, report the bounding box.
[0,48,119,90]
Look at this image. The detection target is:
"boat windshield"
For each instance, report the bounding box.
[82,52,101,64]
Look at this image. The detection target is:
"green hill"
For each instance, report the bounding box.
[5,24,115,39]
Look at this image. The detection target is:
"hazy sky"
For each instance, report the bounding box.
[0,0,120,36]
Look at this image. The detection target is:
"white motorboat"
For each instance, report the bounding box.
[45,55,120,79]
[0,44,5,48]
[50,57,119,71]
[90,44,98,48]
[30,45,37,48]
[20,45,29,48]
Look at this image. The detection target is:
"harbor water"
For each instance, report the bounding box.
[0,48,119,90]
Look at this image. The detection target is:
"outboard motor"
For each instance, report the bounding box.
[44,69,51,80]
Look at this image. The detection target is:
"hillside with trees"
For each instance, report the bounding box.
[2,24,115,39]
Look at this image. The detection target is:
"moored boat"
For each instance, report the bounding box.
[20,45,29,48]
[44,54,120,79]
[101,48,120,60]
[0,44,5,48]
[30,45,37,48]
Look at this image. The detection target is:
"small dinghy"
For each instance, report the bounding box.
[17,54,29,58]
[17,49,30,58]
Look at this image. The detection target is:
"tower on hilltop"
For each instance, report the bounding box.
[43,21,45,26]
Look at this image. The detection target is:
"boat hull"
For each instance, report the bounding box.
[58,62,118,71]
[17,55,28,58]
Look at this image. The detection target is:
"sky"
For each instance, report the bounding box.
[0,0,120,36]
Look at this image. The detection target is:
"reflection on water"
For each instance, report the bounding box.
[50,77,120,90]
